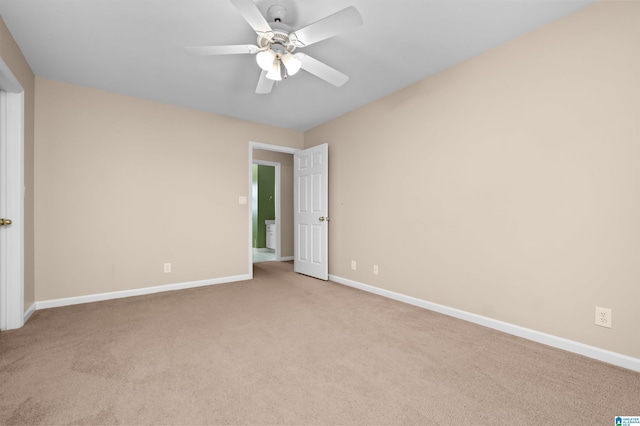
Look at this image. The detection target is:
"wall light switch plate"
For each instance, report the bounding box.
[238,196,247,205]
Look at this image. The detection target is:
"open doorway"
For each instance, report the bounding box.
[252,161,278,263]
[248,142,298,278]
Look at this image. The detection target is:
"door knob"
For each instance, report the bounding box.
[0,218,12,226]
[319,217,325,222]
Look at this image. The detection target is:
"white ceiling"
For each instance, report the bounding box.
[0,0,595,131]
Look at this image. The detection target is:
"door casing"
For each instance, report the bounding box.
[248,142,299,278]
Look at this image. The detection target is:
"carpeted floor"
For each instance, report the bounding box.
[1,261,639,425]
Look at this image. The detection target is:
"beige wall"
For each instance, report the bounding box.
[0,17,36,312]
[253,149,294,258]
[11,0,638,361]
[35,78,303,300]
[305,1,640,358]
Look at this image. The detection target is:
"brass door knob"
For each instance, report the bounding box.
[0,218,12,226]
[319,217,325,222]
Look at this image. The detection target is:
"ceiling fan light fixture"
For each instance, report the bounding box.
[266,60,282,81]
[256,49,276,71]
[281,52,302,76]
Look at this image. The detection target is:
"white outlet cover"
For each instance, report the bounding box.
[238,196,247,205]
[595,306,612,328]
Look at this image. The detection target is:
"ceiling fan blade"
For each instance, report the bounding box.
[289,6,363,47]
[298,54,349,87]
[256,70,275,94]
[229,0,273,37]
[185,45,259,55]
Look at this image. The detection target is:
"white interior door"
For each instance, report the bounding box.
[0,85,25,331]
[294,143,328,280]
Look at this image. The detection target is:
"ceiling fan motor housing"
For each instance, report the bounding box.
[257,24,297,55]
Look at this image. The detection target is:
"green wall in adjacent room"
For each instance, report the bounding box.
[252,164,258,248]
[253,164,275,248]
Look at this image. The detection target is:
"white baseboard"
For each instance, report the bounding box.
[329,274,640,373]
[279,256,294,261]
[36,274,251,310]
[23,302,36,322]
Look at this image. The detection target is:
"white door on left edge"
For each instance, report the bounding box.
[294,143,328,280]
[0,88,25,331]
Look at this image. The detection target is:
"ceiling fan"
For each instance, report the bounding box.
[186,0,363,94]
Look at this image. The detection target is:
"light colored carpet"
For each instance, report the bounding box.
[1,261,639,425]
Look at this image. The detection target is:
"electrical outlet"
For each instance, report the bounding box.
[164,263,171,273]
[373,265,379,275]
[351,260,357,270]
[595,307,611,328]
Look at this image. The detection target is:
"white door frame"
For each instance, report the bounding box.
[0,58,25,330]
[253,160,281,260]
[248,142,299,278]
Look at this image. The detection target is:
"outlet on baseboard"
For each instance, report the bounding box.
[164,263,171,273]
[351,260,357,270]
[595,306,611,328]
